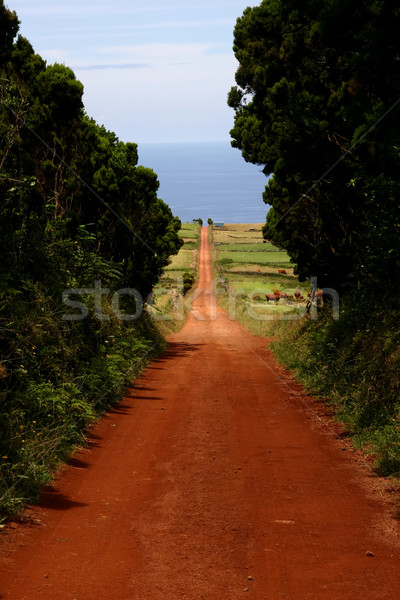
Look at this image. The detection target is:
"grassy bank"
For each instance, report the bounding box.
[0,308,164,515]
[211,223,400,478]
[270,299,400,477]
[0,223,200,516]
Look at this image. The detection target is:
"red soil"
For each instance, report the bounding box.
[0,227,399,599]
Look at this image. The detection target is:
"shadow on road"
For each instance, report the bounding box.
[39,486,87,511]
[160,341,202,360]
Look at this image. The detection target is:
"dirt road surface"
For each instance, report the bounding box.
[1,228,399,599]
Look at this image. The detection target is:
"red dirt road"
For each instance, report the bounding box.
[1,227,399,599]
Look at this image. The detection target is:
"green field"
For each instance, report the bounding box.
[218,251,291,265]
[211,223,310,333]
[165,248,196,271]
[214,242,281,252]
[213,224,292,271]
[178,223,199,239]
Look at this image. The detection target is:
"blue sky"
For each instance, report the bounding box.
[8,0,255,143]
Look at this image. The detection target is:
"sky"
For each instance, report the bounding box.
[8,0,256,144]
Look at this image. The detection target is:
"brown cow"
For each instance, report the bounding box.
[278,269,287,275]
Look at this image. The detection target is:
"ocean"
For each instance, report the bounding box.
[138,141,270,224]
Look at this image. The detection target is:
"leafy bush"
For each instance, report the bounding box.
[182,272,196,295]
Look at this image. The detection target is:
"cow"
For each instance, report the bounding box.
[265,294,279,302]
[278,269,287,275]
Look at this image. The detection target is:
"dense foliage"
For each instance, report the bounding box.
[0,2,182,513]
[228,0,400,293]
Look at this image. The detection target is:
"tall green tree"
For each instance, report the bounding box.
[229,0,400,292]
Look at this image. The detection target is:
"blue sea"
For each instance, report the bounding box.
[138,141,270,224]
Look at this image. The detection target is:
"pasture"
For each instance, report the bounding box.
[211,223,310,333]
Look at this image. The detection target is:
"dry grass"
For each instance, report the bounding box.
[228,265,295,276]
[211,223,264,244]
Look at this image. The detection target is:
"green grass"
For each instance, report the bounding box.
[181,241,197,250]
[178,223,199,239]
[224,276,305,296]
[217,251,290,265]
[165,249,196,271]
[181,222,198,230]
[178,230,198,239]
[215,242,281,252]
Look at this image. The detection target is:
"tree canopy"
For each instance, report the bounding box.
[228,0,400,293]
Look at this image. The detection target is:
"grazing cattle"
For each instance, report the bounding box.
[278,269,287,275]
[265,294,279,302]
[294,290,301,299]
[279,292,288,299]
